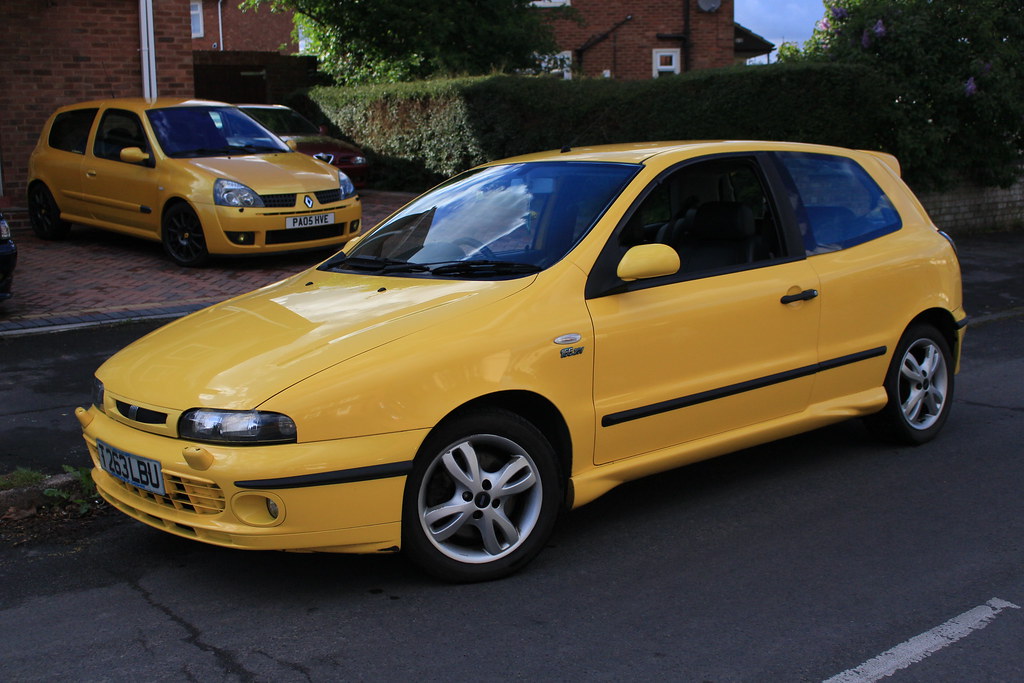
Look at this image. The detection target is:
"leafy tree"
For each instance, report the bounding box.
[243,0,563,85]
[782,0,1024,188]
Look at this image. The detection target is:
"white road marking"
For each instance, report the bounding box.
[824,598,1021,683]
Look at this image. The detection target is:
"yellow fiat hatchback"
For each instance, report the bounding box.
[28,98,362,266]
[78,141,966,581]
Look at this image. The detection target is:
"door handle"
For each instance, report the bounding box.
[780,289,819,304]
[85,170,97,178]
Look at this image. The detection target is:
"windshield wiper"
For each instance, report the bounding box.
[428,260,542,277]
[318,255,430,274]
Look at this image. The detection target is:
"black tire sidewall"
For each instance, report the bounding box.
[870,324,954,445]
[28,184,70,240]
[161,203,209,267]
[401,409,562,582]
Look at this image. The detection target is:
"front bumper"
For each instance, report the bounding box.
[194,197,362,256]
[79,406,426,553]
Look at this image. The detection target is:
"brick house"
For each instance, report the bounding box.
[540,0,772,79]
[0,0,309,209]
[0,0,193,206]
[0,0,769,207]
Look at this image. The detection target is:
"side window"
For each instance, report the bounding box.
[48,109,98,154]
[620,157,783,275]
[775,152,902,254]
[93,110,150,163]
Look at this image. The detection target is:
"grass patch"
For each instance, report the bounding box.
[0,467,47,491]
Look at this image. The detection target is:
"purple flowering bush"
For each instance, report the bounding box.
[781,0,1024,189]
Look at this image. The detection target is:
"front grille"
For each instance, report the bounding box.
[114,400,167,425]
[265,223,345,245]
[260,193,296,208]
[112,471,225,515]
[314,188,342,204]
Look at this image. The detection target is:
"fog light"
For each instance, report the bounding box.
[226,231,256,245]
[350,219,360,234]
[231,492,285,527]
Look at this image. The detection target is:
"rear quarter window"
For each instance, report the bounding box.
[48,109,98,155]
[774,152,902,254]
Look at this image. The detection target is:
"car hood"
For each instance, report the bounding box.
[281,134,363,157]
[97,271,534,411]
[184,152,338,194]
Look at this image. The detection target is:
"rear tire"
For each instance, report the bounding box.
[27,183,71,240]
[402,409,562,582]
[162,203,209,267]
[865,324,954,445]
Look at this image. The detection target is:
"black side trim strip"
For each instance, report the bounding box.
[236,461,414,490]
[955,316,970,330]
[601,346,887,428]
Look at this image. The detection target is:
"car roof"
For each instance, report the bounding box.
[53,97,235,114]
[493,140,897,170]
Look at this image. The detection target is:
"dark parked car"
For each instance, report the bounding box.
[0,209,16,302]
[239,105,370,188]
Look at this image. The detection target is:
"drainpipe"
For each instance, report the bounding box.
[139,0,157,98]
[218,0,225,50]
[683,0,691,72]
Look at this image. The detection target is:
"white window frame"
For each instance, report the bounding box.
[652,48,681,78]
[190,1,204,39]
[531,1,571,7]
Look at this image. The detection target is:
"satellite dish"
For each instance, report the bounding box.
[697,0,722,11]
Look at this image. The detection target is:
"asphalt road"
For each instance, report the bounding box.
[1,232,1022,681]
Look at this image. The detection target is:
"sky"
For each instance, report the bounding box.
[734,0,826,61]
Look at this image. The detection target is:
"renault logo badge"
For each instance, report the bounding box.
[304,195,314,208]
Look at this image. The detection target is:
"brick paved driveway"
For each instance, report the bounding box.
[0,191,412,334]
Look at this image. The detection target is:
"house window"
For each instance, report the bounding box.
[531,1,571,6]
[190,2,204,39]
[652,49,681,77]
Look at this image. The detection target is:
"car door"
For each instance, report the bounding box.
[81,108,161,235]
[585,155,821,465]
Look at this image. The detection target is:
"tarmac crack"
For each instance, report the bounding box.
[122,575,256,681]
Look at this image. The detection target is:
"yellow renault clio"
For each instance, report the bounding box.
[28,98,362,266]
[78,141,966,581]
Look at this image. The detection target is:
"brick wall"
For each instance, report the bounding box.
[192,0,297,53]
[0,0,193,206]
[918,182,1024,234]
[544,0,736,79]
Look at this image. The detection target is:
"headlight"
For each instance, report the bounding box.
[339,171,356,199]
[91,378,105,413]
[0,215,11,240]
[214,179,265,207]
[352,156,367,166]
[179,408,297,445]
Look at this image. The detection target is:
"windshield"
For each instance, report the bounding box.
[147,106,290,158]
[241,107,320,136]
[331,161,639,278]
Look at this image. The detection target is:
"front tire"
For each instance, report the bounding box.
[866,324,954,445]
[162,203,209,267]
[27,183,71,240]
[402,409,562,582]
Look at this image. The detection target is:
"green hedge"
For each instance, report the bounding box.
[296,63,911,191]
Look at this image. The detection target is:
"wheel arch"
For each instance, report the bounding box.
[428,390,573,500]
[905,307,963,365]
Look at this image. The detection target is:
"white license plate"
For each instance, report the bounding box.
[97,440,165,496]
[286,213,334,229]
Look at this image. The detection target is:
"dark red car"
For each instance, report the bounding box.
[239,105,370,188]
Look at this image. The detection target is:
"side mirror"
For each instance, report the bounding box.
[616,243,680,282]
[286,139,299,151]
[119,147,151,165]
